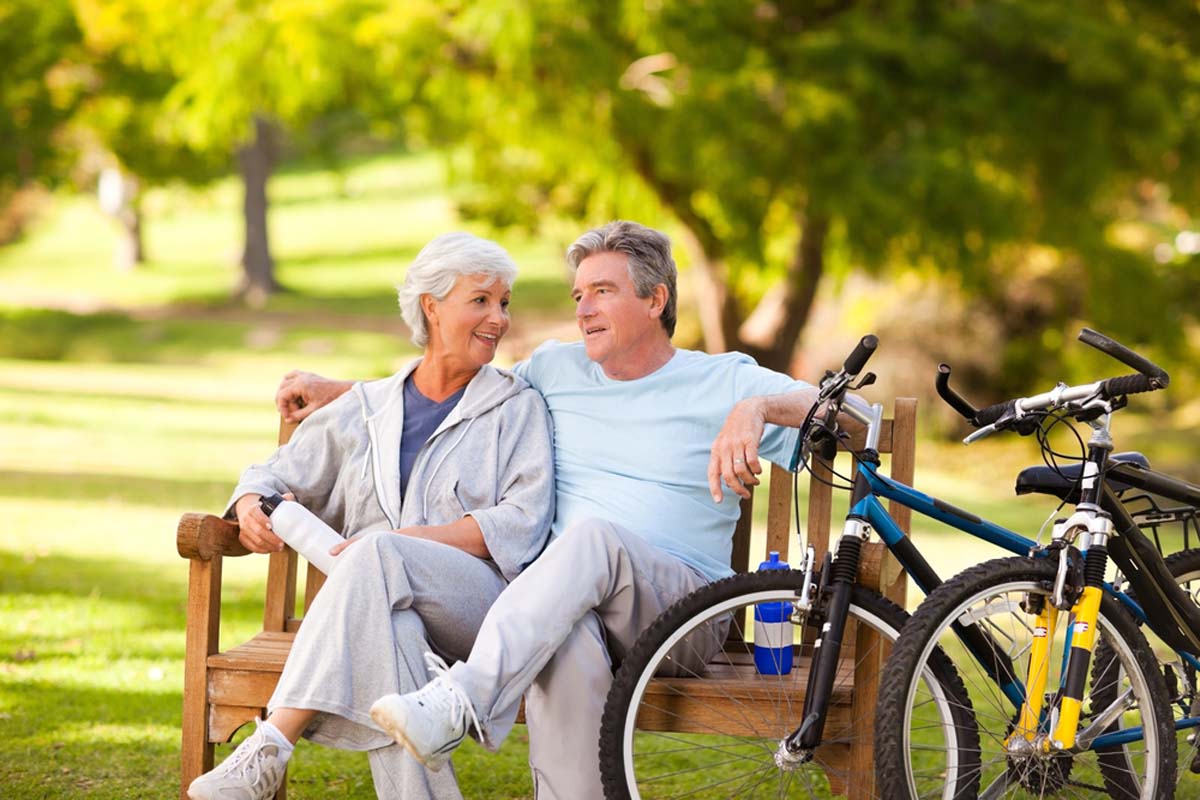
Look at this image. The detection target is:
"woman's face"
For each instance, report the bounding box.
[424,273,512,370]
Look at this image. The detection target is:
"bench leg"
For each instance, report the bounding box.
[181,557,221,798]
[179,700,214,799]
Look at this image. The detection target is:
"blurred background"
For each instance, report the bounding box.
[1,1,1198,797]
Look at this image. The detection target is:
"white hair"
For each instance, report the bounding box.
[397,232,518,346]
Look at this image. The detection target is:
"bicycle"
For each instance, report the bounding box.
[598,330,1198,799]
[874,331,1200,799]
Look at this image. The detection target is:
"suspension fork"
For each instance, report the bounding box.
[1014,428,1116,752]
[1012,595,1061,742]
[786,452,879,753]
[1051,435,1115,749]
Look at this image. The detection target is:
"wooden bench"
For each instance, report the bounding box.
[177,400,915,799]
[633,398,916,799]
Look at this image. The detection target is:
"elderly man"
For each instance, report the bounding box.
[279,221,822,799]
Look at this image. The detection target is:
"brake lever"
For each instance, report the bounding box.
[963,421,1002,445]
[851,372,876,391]
[818,367,858,402]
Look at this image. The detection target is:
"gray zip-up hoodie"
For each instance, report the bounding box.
[226,360,554,581]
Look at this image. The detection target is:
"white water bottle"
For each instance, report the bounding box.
[258,494,343,575]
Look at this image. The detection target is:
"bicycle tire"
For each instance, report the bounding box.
[876,556,1175,799]
[1095,547,1200,794]
[599,569,977,799]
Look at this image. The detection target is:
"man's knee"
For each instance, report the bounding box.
[555,517,629,557]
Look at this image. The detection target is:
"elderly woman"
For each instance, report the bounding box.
[188,233,554,800]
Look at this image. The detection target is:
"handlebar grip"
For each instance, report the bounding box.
[973,399,1017,428]
[1100,373,1158,398]
[843,334,878,376]
[935,363,979,421]
[1078,328,1170,388]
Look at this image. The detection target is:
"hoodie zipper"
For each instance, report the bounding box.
[420,418,477,516]
[364,416,398,529]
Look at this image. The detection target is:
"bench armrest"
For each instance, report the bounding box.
[177,513,252,561]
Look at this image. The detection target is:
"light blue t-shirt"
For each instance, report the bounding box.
[513,341,808,581]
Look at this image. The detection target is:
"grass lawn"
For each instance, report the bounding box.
[1,149,1193,798]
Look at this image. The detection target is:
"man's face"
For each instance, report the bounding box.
[571,251,665,374]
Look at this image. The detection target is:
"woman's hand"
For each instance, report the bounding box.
[329,535,362,557]
[326,525,439,556]
[330,519,490,559]
[235,493,287,553]
[275,371,354,424]
[329,526,436,558]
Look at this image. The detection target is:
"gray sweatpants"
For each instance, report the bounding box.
[268,530,507,800]
[448,518,714,800]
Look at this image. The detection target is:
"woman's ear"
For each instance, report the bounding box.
[420,294,438,328]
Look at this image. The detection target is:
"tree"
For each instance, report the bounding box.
[0,0,85,239]
[76,0,385,301]
[365,0,1200,372]
[70,48,230,269]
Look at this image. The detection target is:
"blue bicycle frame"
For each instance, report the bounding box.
[847,458,1200,745]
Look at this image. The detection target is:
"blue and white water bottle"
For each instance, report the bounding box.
[754,551,793,675]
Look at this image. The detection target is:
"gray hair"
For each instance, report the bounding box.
[566,221,677,337]
[397,232,518,346]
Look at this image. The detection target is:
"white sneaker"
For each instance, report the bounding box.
[187,719,287,800]
[370,653,481,771]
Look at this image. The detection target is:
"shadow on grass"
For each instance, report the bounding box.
[0,685,182,799]
[0,548,263,644]
[0,469,232,511]
[280,243,422,269]
[0,308,249,363]
[510,275,572,314]
[0,305,408,364]
[0,384,269,414]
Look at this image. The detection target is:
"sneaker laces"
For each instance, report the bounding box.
[219,719,276,787]
[423,652,483,742]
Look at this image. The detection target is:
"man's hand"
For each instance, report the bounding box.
[275,371,354,424]
[235,492,288,553]
[708,398,766,502]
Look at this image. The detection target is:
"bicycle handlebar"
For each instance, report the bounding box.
[936,328,1170,436]
[1078,328,1170,388]
[935,364,979,421]
[843,334,878,376]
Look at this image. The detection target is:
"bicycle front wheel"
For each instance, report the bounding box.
[1096,547,1200,795]
[876,556,1175,799]
[599,569,975,799]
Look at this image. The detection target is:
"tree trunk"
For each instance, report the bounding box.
[114,203,144,272]
[675,226,741,354]
[736,215,828,374]
[236,115,280,304]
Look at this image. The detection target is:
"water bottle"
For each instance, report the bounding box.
[258,493,343,576]
[754,551,793,675]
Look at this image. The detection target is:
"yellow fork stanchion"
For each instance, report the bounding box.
[1011,602,1059,744]
[1049,585,1104,750]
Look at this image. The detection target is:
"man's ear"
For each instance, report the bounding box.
[648,284,668,319]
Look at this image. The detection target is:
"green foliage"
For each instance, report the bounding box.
[79,0,386,153]
[0,0,85,198]
[355,0,1200,369]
